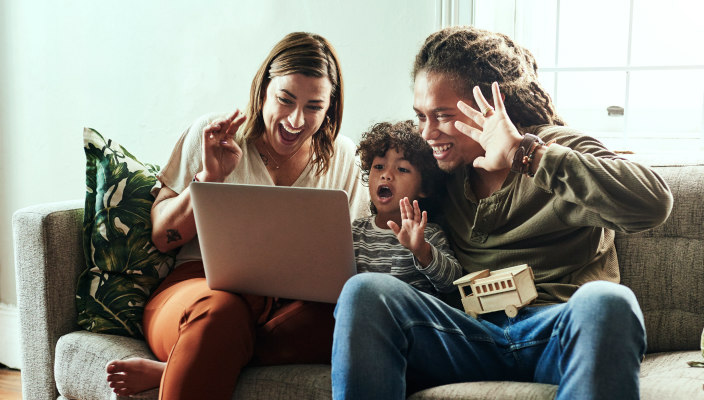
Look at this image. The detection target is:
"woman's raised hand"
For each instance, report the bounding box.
[454,82,523,172]
[200,109,247,182]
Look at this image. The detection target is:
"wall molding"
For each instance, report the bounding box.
[0,303,21,369]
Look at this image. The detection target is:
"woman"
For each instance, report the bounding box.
[106,32,369,399]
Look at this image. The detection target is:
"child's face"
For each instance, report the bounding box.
[369,148,425,217]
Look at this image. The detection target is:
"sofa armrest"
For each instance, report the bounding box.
[13,200,85,400]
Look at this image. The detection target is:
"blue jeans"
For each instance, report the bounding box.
[332,273,646,400]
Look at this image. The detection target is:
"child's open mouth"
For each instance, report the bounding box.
[377,185,393,200]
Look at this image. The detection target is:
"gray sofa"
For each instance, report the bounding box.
[13,162,704,400]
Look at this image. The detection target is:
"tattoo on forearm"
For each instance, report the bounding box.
[166,229,182,243]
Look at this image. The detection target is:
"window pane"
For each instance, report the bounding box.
[538,71,557,102]
[555,71,627,136]
[627,70,704,137]
[474,0,516,38]
[558,0,630,67]
[631,0,704,66]
[457,0,473,25]
[514,0,558,68]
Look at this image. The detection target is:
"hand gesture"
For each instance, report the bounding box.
[388,198,433,266]
[454,82,523,172]
[200,109,247,182]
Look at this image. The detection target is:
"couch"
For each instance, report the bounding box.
[13,162,704,400]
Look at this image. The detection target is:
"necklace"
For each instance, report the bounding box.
[262,141,303,169]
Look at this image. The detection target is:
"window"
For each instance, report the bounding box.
[461,0,704,154]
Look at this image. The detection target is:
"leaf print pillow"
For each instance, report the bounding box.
[77,128,175,338]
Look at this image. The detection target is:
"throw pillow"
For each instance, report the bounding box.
[77,127,175,338]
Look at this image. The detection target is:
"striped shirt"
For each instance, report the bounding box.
[352,216,463,296]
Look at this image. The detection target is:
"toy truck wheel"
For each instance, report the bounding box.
[467,310,479,319]
[505,305,518,318]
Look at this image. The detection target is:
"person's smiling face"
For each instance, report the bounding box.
[261,73,332,157]
[413,70,484,172]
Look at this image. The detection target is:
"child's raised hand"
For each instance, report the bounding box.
[388,198,433,266]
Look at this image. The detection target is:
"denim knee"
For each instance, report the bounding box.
[335,273,425,326]
[565,281,646,347]
[547,282,646,399]
[338,273,401,306]
[570,281,642,321]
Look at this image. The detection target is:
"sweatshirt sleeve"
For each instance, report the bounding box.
[531,128,673,233]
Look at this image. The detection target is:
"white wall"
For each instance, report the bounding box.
[0,1,447,306]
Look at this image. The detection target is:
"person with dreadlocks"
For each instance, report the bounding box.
[331,26,673,400]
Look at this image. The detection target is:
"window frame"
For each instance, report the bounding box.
[439,0,704,154]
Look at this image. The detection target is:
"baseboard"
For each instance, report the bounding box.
[0,303,21,369]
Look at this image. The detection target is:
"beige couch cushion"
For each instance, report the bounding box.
[616,165,704,353]
[639,351,703,400]
[55,331,153,400]
[55,331,335,400]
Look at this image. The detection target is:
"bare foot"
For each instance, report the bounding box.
[106,358,165,396]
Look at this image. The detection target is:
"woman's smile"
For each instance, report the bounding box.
[278,123,304,145]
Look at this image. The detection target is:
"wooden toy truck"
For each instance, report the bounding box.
[453,264,538,318]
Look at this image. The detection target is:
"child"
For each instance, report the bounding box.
[354,120,463,296]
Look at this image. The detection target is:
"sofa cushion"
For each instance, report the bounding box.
[56,332,703,400]
[55,331,155,400]
[408,381,557,399]
[406,351,703,400]
[77,128,175,338]
[639,350,704,400]
[233,365,333,400]
[55,331,334,400]
[616,165,704,353]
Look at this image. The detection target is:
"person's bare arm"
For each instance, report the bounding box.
[151,185,197,253]
[151,109,247,252]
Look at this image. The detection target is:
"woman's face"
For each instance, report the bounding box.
[261,73,332,156]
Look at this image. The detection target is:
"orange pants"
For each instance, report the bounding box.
[143,261,335,400]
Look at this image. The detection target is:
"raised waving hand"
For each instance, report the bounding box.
[454,82,523,172]
[199,109,247,182]
[388,197,433,267]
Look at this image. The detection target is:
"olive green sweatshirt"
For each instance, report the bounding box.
[441,125,673,304]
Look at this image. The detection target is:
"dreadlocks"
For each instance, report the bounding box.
[412,26,565,129]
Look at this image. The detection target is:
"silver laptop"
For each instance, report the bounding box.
[190,182,356,303]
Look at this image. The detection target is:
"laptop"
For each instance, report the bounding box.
[190,182,357,303]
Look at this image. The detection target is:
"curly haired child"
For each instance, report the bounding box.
[353,120,462,296]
